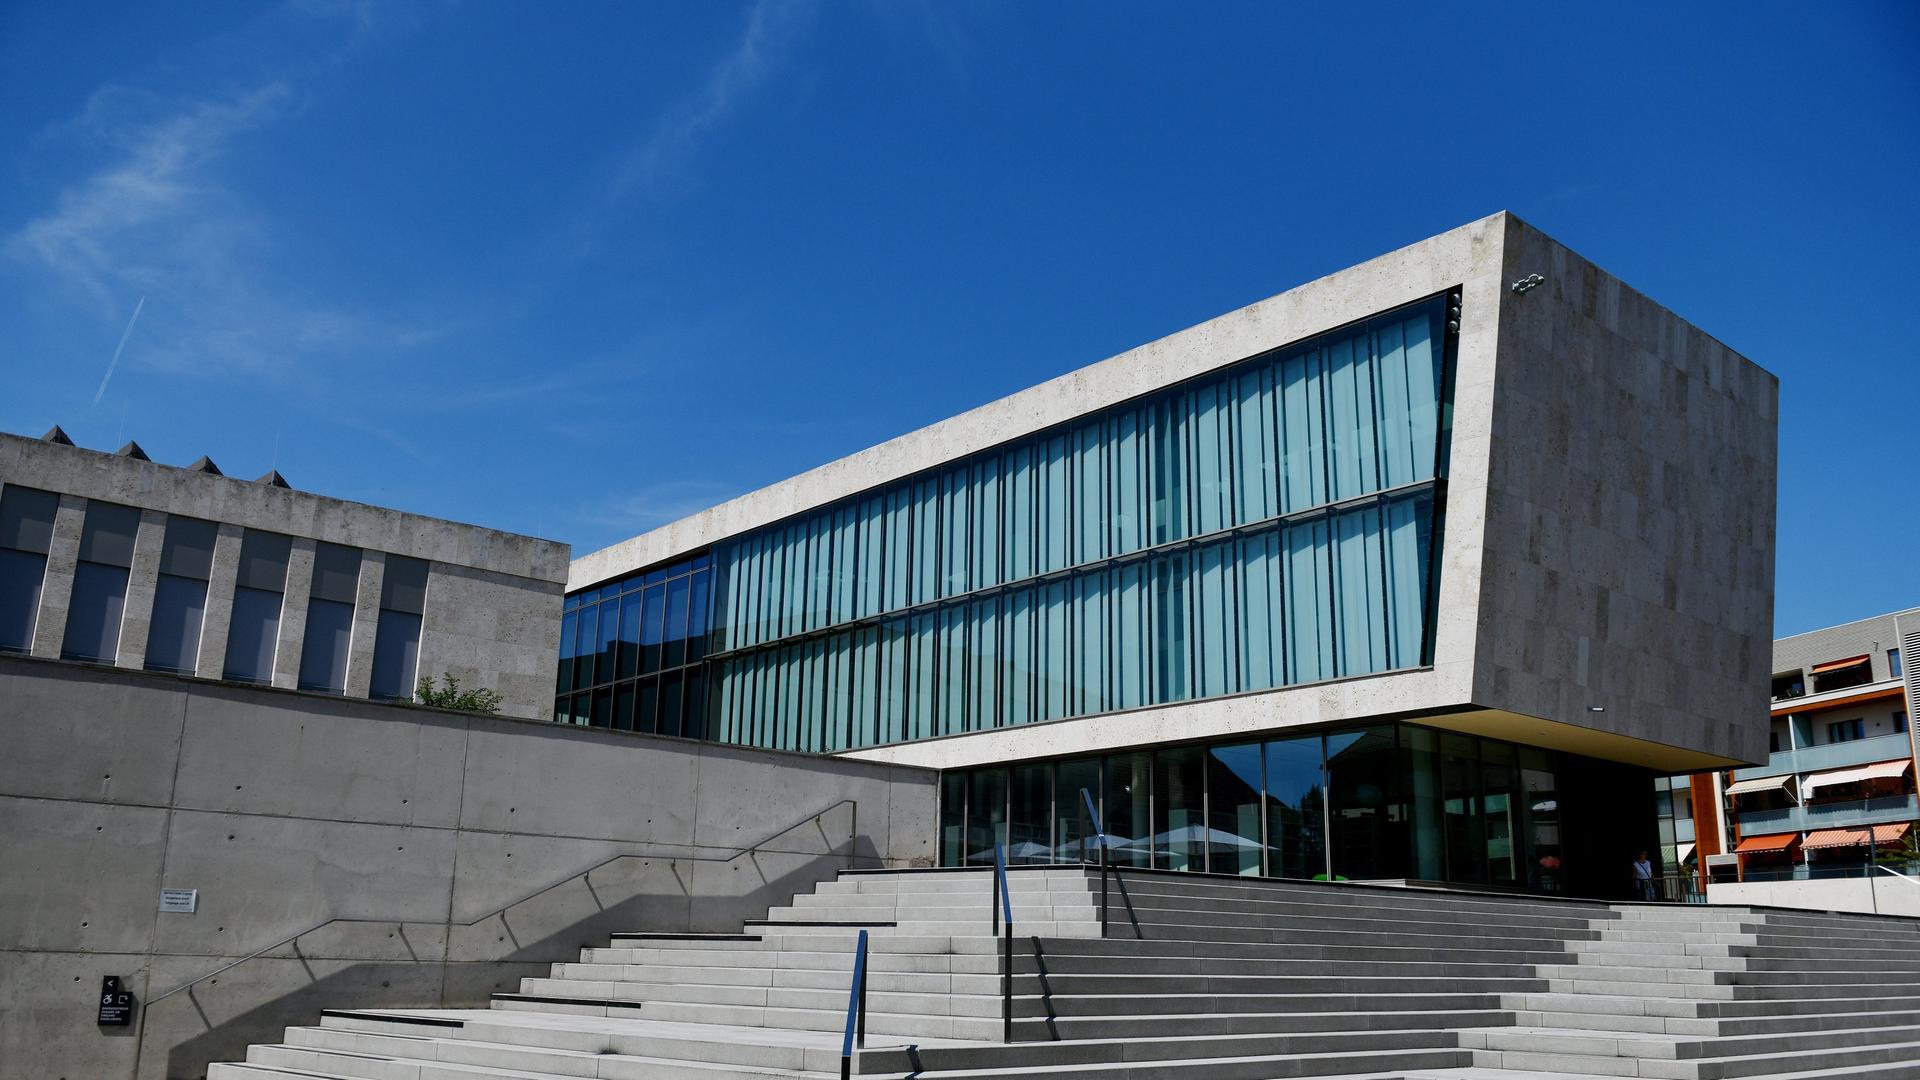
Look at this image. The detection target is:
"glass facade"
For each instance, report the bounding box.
[936,723,1567,893]
[555,553,712,734]
[655,295,1455,752]
[224,529,292,684]
[298,542,362,693]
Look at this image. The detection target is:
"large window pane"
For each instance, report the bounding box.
[1481,740,1520,888]
[1328,726,1406,881]
[1518,747,1563,893]
[1054,758,1102,863]
[965,768,1008,866]
[62,560,128,662]
[1206,743,1264,876]
[224,586,283,684]
[1104,752,1153,868]
[369,609,421,700]
[298,598,355,693]
[145,574,208,674]
[0,547,46,653]
[1008,763,1052,865]
[1438,732,1484,885]
[1263,735,1327,880]
[1154,746,1205,871]
[940,772,967,867]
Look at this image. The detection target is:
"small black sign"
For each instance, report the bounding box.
[97,976,134,1026]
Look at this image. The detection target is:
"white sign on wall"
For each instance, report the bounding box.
[159,888,198,913]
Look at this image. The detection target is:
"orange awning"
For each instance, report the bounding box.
[1810,655,1870,674]
[1874,823,1913,845]
[1802,827,1870,850]
[1802,759,1913,794]
[1734,832,1800,854]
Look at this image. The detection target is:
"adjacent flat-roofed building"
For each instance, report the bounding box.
[0,430,568,719]
[560,212,1780,896]
[1671,605,1920,893]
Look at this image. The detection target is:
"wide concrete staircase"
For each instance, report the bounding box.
[206,866,1920,1079]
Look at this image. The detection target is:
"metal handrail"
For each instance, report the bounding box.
[990,840,1014,1043]
[838,928,869,1080]
[1876,865,1920,886]
[1079,787,1110,938]
[145,797,860,1006]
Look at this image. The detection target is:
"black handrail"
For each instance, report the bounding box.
[1079,787,1110,938]
[990,840,1014,1043]
[839,927,869,1080]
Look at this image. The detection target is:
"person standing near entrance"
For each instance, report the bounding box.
[1631,850,1656,900]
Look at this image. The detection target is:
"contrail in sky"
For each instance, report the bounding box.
[93,295,145,407]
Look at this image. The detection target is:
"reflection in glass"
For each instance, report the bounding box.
[966,768,1008,866]
[1054,758,1101,863]
[1009,763,1052,864]
[1154,746,1205,871]
[1328,727,1405,880]
[1481,740,1519,887]
[1440,732,1484,885]
[1105,753,1153,868]
[1264,735,1327,880]
[1207,743,1265,876]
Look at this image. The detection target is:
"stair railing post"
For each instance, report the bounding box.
[1079,787,1108,939]
[994,840,1013,1044]
[840,928,868,1080]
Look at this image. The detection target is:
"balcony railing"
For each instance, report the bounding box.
[1732,732,1915,781]
[1736,793,1919,833]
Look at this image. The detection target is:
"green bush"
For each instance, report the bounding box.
[414,673,503,715]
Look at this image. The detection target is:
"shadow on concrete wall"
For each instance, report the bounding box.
[145,804,862,1079]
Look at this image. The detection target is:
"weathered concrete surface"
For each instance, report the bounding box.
[0,432,569,720]
[0,655,936,1080]
[1710,875,1920,916]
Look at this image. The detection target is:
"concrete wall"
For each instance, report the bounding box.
[1472,215,1778,766]
[0,433,568,720]
[0,655,936,1080]
[1710,875,1920,917]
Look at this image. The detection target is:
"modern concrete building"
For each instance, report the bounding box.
[3,211,1808,1080]
[559,211,1779,897]
[1663,605,1920,905]
[0,429,570,719]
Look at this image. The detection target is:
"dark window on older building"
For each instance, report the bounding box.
[1770,672,1806,701]
[370,554,427,700]
[62,501,141,663]
[224,530,292,684]
[298,542,361,693]
[1893,649,1905,680]
[0,486,59,653]
[146,516,217,675]
[1826,718,1866,743]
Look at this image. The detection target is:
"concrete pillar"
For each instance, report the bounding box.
[272,538,317,690]
[114,509,168,669]
[343,550,386,699]
[194,524,246,680]
[29,494,86,659]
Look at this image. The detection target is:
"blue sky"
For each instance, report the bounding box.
[2,3,1914,636]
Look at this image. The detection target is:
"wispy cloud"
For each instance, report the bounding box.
[92,294,144,406]
[557,0,812,257]
[581,478,748,533]
[7,70,449,386]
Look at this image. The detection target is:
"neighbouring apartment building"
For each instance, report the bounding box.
[1662,606,1920,892]
[557,211,1779,898]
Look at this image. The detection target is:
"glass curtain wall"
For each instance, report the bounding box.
[938,724,1568,893]
[704,296,1452,752]
[555,554,711,733]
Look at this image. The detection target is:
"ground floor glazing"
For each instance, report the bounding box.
[938,722,1588,893]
